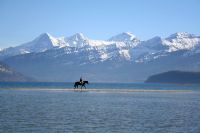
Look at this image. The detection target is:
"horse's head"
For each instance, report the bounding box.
[84,81,89,84]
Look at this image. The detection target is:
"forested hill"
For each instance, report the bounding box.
[145,71,200,84]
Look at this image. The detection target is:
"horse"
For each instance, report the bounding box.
[74,81,89,89]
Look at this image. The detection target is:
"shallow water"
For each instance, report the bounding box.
[1,82,200,90]
[0,89,200,133]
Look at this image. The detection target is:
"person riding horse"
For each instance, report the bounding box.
[74,77,89,89]
[80,77,83,84]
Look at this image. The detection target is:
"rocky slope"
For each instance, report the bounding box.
[0,62,34,82]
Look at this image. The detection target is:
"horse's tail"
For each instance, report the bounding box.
[74,83,76,88]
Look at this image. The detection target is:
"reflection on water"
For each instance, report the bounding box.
[1,82,200,91]
[0,90,200,132]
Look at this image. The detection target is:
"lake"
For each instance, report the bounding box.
[0,82,200,132]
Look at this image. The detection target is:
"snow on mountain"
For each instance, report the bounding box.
[20,33,59,51]
[62,32,140,61]
[0,33,66,59]
[64,33,89,47]
[88,40,114,47]
[167,32,197,40]
[64,33,135,48]
[126,32,200,63]
[1,32,200,62]
[18,32,79,51]
[109,32,139,42]
[2,32,200,82]
[134,32,200,55]
[130,36,167,61]
[164,32,200,52]
[130,32,200,62]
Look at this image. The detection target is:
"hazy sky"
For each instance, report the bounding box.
[0,0,199,48]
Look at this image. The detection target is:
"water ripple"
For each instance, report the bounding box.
[0,90,200,132]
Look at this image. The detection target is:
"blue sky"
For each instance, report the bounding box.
[0,0,200,48]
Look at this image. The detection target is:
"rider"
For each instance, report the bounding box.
[80,77,83,84]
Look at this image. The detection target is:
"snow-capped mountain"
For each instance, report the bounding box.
[164,32,200,52]
[0,32,200,62]
[1,32,200,82]
[64,33,89,47]
[130,36,167,60]
[129,32,200,62]
[109,32,139,43]
[0,33,64,59]
[0,32,140,60]
[21,33,61,50]
[1,31,199,61]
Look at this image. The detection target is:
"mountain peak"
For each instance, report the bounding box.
[35,32,54,42]
[123,32,136,37]
[38,32,52,38]
[68,33,88,41]
[34,32,61,47]
[15,32,60,53]
[64,33,89,47]
[164,32,200,51]
[108,32,139,42]
[166,32,197,40]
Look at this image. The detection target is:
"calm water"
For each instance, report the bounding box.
[0,82,200,132]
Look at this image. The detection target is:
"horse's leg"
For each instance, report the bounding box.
[83,85,86,89]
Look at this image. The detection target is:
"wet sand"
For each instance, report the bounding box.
[1,88,200,93]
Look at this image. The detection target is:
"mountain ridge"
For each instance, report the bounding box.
[1,32,200,61]
[1,32,200,82]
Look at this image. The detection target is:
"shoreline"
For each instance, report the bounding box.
[0,88,200,93]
